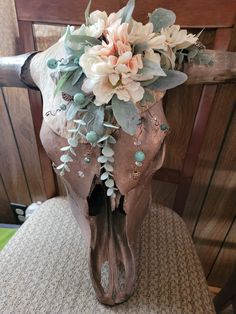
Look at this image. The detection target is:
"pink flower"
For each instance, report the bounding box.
[80,23,145,105]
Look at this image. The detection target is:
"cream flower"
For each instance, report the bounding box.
[73,9,124,38]
[129,20,166,50]
[161,25,198,50]
[79,23,145,105]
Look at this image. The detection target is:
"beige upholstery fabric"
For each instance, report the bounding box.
[0,197,214,314]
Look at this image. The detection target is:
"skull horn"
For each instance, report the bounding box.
[0,52,38,89]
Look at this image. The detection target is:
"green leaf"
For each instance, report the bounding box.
[66,103,80,121]
[60,154,73,163]
[59,65,79,72]
[97,135,109,143]
[70,147,77,156]
[72,68,83,85]
[148,8,176,33]
[60,146,70,151]
[134,43,149,54]
[121,0,135,23]
[85,0,92,25]
[107,188,114,197]
[68,138,78,147]
[56,164,65,170]
[104,163,114,172]
[107,156,114,163]
[103,122,119,129]
[112,96,140,136]
[97,156,108,163]
[102,146,114,157]
[141,89,155,104]
[141,76,158,87]
[84,104,104,135]
[105,179,114,188]
[108,135,116,144]
[148,70,188,91]
[100,172,109,180]
[54,72,72,96]
[66,35,101,50]
[140,59,167,77]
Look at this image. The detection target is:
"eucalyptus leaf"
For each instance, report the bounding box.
[112,96,140,136]
[60,146,70,151]
[108,136,116,144]
[83,104,104,135]
[74,119,86,125]
[107,156,114,163]
[97,156,108,163]
[104,163,114,172]
[103,122,119,129]
[97,134,109,143]
[105,179,114,188]
[148,8,176,33]
[68,138,78,147]
[64,164,70,172]
[102,146,114,157]
[70,147,77,156]
[121,0,135,23]
[148,70,188,91]
[60,154,73,163]
[56,164,65,170]
[107,188,114,197]
[100,172,109,180]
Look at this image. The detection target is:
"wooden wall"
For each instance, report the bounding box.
[0,0,235,288]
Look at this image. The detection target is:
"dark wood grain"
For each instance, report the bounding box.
[3,87,47,201]
[15,0,236,28]
[208,219,236,288]
[0,89,31,205]
[193,108,236,276]
[0,175,15,223]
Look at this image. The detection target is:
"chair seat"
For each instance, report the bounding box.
[0,197,214,313]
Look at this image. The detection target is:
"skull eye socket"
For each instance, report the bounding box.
[87,182,105,216]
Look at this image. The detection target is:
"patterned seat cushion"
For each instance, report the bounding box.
[0,197,214,313]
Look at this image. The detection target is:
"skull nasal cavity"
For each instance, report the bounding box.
[87,183,105,216]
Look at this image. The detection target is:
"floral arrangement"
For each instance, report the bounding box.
[47,0,212,197]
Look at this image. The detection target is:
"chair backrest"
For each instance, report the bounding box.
[14,0,236,214]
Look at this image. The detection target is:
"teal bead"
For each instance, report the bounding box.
[47,58,58,69]
[60,104,67,111]
[84,157,91,164]
[160,124,168,131]
[134,151,145,162]
[86,131,98,144]
[74,93,85,105]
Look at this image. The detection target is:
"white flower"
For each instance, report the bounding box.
[161,25,198,50]
[73,9,123,38]
[129,20,166,50]
[79,23,145,105]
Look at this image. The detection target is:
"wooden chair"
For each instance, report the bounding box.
[0,0,235,312]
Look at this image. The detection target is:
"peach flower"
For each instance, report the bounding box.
[80,23,145,105]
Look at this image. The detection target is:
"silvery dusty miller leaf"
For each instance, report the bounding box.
[112,96,140,136]
[149,8,176,33]
[148,70,188,91]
